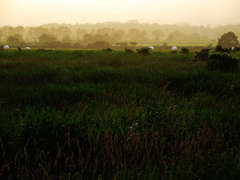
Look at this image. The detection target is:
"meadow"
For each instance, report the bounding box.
[0,49,240,179]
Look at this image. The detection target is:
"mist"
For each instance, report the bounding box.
[1,0,240,27]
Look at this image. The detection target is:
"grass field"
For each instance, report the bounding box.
[0,49,240,179]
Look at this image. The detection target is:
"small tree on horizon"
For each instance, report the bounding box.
[152,29,163,42]
[129,42,137,46]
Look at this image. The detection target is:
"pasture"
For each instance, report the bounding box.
[0,49,240,179]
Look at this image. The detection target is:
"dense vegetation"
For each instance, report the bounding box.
[0,49,240,179]
[1,22,240,49]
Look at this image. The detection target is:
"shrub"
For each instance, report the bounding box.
[232,46,240,53]
[163,42,167,47]
[170,50,178,54]
[125,47,134,53]
[137,47,151,55]
[207,52,239,72]
[180,47,190,54]
[195,49,210,61]
[102,47,113,52]
[89,41,111,49]
[36,48,49,52]
[215,45,230,53]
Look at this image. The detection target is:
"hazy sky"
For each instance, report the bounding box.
[1,0,240,27]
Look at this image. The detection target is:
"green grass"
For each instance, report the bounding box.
[0,49,240,179]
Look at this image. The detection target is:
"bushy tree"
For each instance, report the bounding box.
[125,48,134,53]
[75,28,87,38]
[61,36,72,44]
[137,47,151,55]
[102,47,113,52]
[195,49,210,61]
[232,46,240,53]
[214,45,230,53]
[87,41,110,49]
[129,42,137,46]
[38,33,57,44]
[56,26,72,40]
[7,34,24,46]
[163,42,167,48]
[207,52,239,72]
[218,32,239,48]
[180,47,190,54]
[152,29,163,42]
[166,30,182,42]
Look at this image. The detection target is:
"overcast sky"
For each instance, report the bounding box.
[1,0,240,27]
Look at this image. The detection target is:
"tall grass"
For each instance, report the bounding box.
[0,49,240,179]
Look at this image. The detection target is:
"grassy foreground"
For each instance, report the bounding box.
[0,49,240,179]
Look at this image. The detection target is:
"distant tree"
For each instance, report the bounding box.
[152,30,163,42]
[15,26,25,36]
[94,34,106,42]
[2,26,15,35]
[163,42,167,47]
[96,27,114,35]
[7,34,24,46]
[61,36,72,44]
[211,39,216,44]
[112,29,126,42]
[1,26,15,41]
[190,32,201,42]
[28,27,49,41]
[56,26,72,40]
[90,29,96,34]
[87,41,110,49]
[166,30,182,42]
[207,44,213,48]
[49,27,57,35]
[218,32,239,48]
[82,34,95,45]
[38,33,57,44]
[27,28,35,40]
[76,28,87,38]
[126,20,139,24]
[0,29,4,41]
[129,42,137,46]
[127,29,147,42]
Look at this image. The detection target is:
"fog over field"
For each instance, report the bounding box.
[0,0,240,27]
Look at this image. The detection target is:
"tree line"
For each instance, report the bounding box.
[0,20,240,49]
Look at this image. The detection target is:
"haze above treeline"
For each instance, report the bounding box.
[2,0,240,27]
[1,21,240,48]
